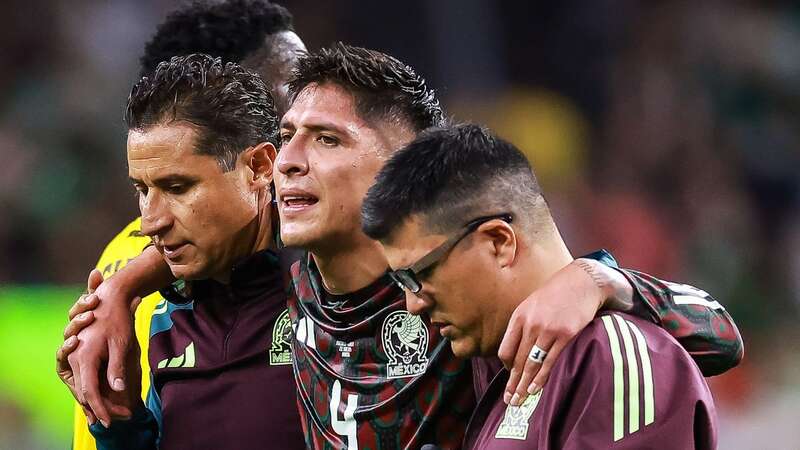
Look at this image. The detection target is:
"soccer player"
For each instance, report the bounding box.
[62,53,305,449]
[275,44,729,448]
[62,44,741,448]
[61,2,306,448]
[362,124,717,449]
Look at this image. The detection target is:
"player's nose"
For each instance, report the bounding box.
[140,192,173,238]
[276,135,309,176]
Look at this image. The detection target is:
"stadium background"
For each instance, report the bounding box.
[0,0,798,448]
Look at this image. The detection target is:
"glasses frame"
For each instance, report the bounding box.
[388,213,513,293]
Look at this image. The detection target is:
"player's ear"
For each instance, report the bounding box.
[244,142,277,190]
[479,221,517,268]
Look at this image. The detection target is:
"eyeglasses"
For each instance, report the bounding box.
[388,213,513,293]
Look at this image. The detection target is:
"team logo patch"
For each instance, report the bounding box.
[269,309,293,365]
[495,390,542,440]
[381,311,429,379]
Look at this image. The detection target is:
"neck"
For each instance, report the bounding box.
[311,235,389,294]
[212,192,274,284]
[487,224,574,354]
[514,242,573,300]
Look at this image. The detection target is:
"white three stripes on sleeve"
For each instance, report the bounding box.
[600,314,656,442]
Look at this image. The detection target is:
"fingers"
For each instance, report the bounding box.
[63,311,95,339]
[68,349,84,404]
[81,405,98,426]
[508,335,555,406]
[69,293,100,321]
[56,335,79,376]
[87,269,104,294]
[497,312,523,370]
[502,317,538,405]
[106,336,129,392]
[129,296,142,315]
[531,339,568,394]
[80,360,111,428]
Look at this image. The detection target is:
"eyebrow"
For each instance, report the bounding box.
[129,174,199,187]
[280,118,351,138]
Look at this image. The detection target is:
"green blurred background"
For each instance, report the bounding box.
[0,288,77,448]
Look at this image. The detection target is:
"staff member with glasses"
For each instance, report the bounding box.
[361,124,717,449]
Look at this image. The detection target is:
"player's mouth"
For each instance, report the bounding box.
[279,188,319,215]
[161,242,189,261]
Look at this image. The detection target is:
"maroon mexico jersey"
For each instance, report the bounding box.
[287,256,475,450]
[147,250,304,449]
[465,312,717,449]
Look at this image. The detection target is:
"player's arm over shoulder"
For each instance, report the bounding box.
[618,268,743,376]
[539,312,717,450]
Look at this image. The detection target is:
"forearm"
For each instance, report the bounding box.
[613,269,743,376]
[106,246,174,305]
[574,258,635,312]
[577,255,744,374]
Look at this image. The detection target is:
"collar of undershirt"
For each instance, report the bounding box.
[296,256,402,333]
[306,255,394,309]
[163,250,281,304]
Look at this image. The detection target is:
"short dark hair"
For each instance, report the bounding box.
[126,53,278,170]
[140,0,294,76]
[362,124,545,240]
[288,43,444,132]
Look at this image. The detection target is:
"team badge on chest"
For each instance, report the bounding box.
[269,309,293,365]
[381,311,429,379]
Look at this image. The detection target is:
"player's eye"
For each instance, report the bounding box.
[317,134,339,147]
[166,184,189,195]
[133,185,148,197]
[280,131,294,145]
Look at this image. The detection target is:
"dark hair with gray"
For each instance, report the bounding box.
[126,53,278,171]
[362,124,547,240]
[288,43,444,132]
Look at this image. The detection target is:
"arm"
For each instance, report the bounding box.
[69,246,174,426]
[498,250,743,406]
[614,269,743,376]
[60,290,159,450]
[89,391,160,450]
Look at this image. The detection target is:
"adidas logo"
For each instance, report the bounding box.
[157,342,196,369]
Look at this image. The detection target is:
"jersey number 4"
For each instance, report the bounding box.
[331,380,359,450]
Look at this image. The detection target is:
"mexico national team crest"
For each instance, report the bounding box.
[382,311,429,379]
[269,309,293,365]
[495,390,542,440]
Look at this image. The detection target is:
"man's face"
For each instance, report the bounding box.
[381,216,504,358]
[128,123,267,281]
[275,82,414,250]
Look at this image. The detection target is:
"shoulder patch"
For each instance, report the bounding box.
[495,390,542,440]
[600,314,655,442]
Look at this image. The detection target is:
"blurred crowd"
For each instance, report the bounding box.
[0,0,797,448]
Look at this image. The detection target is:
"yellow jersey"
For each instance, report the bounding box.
[72,218,163,450]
